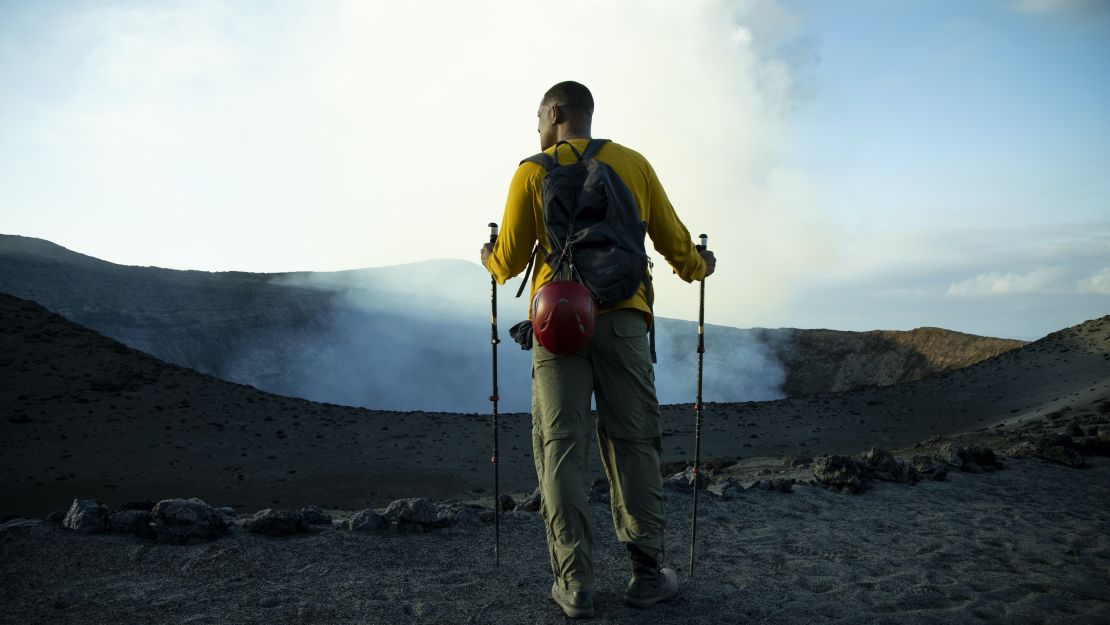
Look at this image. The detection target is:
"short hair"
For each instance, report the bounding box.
[542,81,594,117]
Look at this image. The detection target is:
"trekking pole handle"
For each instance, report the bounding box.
[489,222,498,244]
[697,234,708,251]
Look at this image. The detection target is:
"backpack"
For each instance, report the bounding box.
[514,138,657,362]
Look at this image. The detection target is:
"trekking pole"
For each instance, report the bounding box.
[689,233,708,577]
[488,222,502,566]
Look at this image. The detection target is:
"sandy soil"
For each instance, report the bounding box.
[2,455,1108,625]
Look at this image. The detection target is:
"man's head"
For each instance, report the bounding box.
[537,81,593,150]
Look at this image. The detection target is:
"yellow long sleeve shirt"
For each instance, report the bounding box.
[484,138,707,319]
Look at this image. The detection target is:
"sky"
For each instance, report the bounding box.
[1,0,1108,340]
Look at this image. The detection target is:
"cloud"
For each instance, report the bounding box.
[0,0,831,331]
[945,266,1069,296]
[1077,267,1110,294]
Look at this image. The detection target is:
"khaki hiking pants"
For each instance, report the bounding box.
[531,308,666,592]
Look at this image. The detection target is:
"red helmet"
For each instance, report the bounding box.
[531,280,597,355]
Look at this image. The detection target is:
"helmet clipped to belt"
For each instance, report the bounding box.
[531,280,596,355]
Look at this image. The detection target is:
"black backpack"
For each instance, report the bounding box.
[515,138,656,361]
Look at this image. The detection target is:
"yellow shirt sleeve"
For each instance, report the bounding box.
[484,162,541,285]
[643,160,707,283]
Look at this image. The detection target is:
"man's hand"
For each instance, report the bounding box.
[481,243,494,267]
[699,249,716,278]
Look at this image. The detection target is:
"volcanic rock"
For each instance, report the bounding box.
[719,479,744,500]
[109,510,153,537]
[62,499,109,534]
[383,498,437,525]
[0,518,42,535]
[521,487,542,512]
[300,506,333,526]
[435,504,481,529]
[812,455,865,493]
[149,498,228,544]
[244,508,306,536]
[1040,446,1086,468]
[910,455,949,481]
[348,509,385,533]
[497,494,517,511]
[663,467,709,493]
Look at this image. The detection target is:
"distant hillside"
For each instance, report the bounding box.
[771,326,1026,396]
[1,291,1106,520]
[0,234,1024,410]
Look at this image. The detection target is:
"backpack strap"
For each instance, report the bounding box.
[514,243,540,299]
[581,138,610,160]
[520,153,556,170]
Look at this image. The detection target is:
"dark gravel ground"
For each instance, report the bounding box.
[3,456,1109,625]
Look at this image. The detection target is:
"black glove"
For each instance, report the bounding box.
[509,320,533,351]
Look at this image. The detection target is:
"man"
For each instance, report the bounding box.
[481,81,716,619]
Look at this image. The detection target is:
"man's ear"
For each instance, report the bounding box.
[549,104,565,125]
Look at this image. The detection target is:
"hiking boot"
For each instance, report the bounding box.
[624,545,680,608]
[550,581,594,619]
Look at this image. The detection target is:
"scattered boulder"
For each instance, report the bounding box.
[856,447,920,483]
[719,480,744,500]
[812,455,865,493]
[938,443,966,468]
[1040,445,1086,468]
[149,498,228,544]
[702,458,739,474]
[244,509,306,536]
[787,456,813,468]
[62,499,109,534]
[348,509,385,533]
[587,479,610,503]
[1065,421,1086,438]
[497,494,517,512]
[384,498,438,526]
[1005,441,1039,458]
[435,504,482,530]
[937,443,1002,472]
[910,455,949,481]
[1,518,42,535]
[45,510,66,525]
[214,507,238,524]
[521,487,542,512]
[663,467,709,493]
[109,510,153,537]
[300,506,333,526]
[967,447,1002,471]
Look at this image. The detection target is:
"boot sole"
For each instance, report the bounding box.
[550,584,595,618]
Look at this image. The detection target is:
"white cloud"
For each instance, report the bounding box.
[0,0,832,329]
[1077,267,1110,294]
[946,266,1068,296]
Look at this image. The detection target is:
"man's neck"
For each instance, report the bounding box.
[556,127,591,143]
